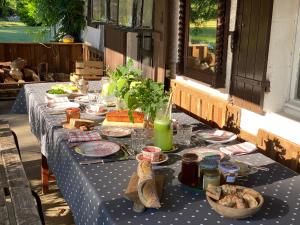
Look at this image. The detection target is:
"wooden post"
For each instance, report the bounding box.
[167,0,180,79]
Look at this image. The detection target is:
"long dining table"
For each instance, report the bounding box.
[22,81,300,225]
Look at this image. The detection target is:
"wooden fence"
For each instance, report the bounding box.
[0,43,101,74]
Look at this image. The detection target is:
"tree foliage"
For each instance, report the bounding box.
[0,0,16,17]
[190,0,217,25]
[16,0,39,26]
[13,0,85,41]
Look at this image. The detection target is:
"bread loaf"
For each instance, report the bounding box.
[137,161,161,209]
[106,110,144,123]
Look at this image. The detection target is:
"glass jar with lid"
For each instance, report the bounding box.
[203,169,220,190]
[199,159,219,188]
[180,153,199,187]
[219,161,240,184]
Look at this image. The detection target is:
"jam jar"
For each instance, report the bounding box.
[65,107,80,123]
[219,161,240,184]
[180,153,199,187]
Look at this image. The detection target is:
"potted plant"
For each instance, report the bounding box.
[106,59,170,123]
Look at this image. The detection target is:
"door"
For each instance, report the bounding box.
[230,0,273,113]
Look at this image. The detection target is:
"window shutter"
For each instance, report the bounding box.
[230,0,273,113]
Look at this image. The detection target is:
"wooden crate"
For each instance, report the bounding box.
[73,60,104,80]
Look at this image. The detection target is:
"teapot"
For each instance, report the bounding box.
[77,77,88,94]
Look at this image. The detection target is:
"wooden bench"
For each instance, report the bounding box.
[0,120,42,225]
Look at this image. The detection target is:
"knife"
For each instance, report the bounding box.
[79,157,135,165]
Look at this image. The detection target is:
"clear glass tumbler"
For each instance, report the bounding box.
[176,124,193,145]
[87,90,100,105]
[131,129,146,153]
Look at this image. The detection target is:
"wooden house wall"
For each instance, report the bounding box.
[171,79,300,173]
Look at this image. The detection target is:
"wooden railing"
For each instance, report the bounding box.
[0,43,102,74]
[171,79,300,173]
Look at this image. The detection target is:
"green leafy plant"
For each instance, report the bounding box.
[107,59,143,99]
[107,59,170,122]
[124,78,169,121]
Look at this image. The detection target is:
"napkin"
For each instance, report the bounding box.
[219,142,257,156]
[68,130,101,143]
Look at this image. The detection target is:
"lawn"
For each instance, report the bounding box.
[0,21,51,42]
[190,20,217,48]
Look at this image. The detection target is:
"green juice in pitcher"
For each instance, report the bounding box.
[154,117,173,151]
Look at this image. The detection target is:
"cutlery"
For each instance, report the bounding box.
[117,142,135,156]
[79,157,135,165]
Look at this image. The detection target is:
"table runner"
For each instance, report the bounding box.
[23,82,300,225]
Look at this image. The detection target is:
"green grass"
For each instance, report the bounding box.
[189,20,217,48]
[0,21,51,42]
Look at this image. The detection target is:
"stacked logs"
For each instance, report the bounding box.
[0,58,40,84]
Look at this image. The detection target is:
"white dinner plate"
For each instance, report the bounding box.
[101,127,132,137]
[47,102,80,111]
[74,140,120,157]
[196,129,237,144]
[86,105,108,116]
[74,95,89,103]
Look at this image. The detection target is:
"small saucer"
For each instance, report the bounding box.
[136,153,169,165]
[161,144,180,153]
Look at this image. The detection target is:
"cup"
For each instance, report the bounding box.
[65,107,80,123]
[131,129,146,153]
[142,146,161,162]
[176,124,193,145]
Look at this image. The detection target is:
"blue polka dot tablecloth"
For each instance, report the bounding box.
[22,82,300,225]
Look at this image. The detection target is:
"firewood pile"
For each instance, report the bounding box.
[0,58,70,100]
[0,58,40,84]
[0,58,71,85]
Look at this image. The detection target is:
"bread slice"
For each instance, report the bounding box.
[206,184,222,200]
[69,118,95,128]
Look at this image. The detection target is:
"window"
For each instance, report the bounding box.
[108,0,119,23]
[118,0,134,27]
[87,0,106,27]
[87,0,153,30]
[179,0,229,87]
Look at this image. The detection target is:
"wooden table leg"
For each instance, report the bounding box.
[41,154,49,194]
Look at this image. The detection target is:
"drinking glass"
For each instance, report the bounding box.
[176,124,193,145]
[88,90,101,105]
[131,129,146,153]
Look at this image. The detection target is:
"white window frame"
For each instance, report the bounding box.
[285,7,300,115]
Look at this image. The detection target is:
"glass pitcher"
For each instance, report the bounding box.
[153,104,173,151]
